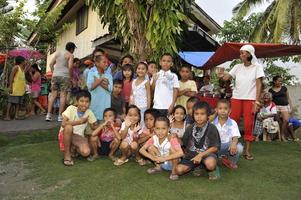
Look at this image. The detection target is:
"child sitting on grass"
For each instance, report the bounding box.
[89,108,121,161]
[175,101,221,180]
[139,116,184,180]
[212,99,243,170]
[114,105,141,166]
[59,90,98,166]
[169,105,186,139]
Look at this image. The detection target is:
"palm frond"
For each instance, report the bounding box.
[272,0,290,42]
[232,0,268,17]
[288,0,301,44]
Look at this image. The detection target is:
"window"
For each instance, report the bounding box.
[76,5,88,35]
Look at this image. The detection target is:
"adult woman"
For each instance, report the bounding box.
[217,44,265,160]
[269,76,292,141]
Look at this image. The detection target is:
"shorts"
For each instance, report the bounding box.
[51,76,70,92]
[31,91,40,98]
[160,161,173,171]
[276,105,291,113]
[98,141,112,156]
[179,153,217,170]
[8,95,24,104]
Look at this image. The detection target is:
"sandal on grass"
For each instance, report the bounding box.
[114,159,129,166]
[169,174,179,181]
[136,158,147,166]
[87,155,99,162]
[208,167,221,181]
[147,167,162,174]
[243,154,254,161]
[62,159,74,166]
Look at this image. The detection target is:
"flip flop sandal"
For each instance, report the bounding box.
[243,154,254,160]
[114,159,129,166]
[208,167,221,180]
[147,167,162,174]
[169,174,179,181]
[62,159,74,166]
[136,159,147,166]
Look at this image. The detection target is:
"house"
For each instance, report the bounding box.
[28,0,221,69]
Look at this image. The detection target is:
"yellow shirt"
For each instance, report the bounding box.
[176,80,197,109]
[11,66,26,96]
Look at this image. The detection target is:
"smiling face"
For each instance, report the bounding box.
[127,108,140,125]
[173,107,185,122]
[136,63,147,78]
[154,120,169,140]
[160,55,173,71]
[77,97,90,112]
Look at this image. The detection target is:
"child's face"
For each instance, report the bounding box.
[128,108,140,125]
[95,57,108,70]
[186,101,195,116]
[154,121,169,139]
[148,63,157,75]
[193,108,208,126]
[144,113,155,130]
[77,97,90,112]
[122,57,133,66]
[123,69,132,79]
[136,64,147,78]
[104,111,115,124]
[203,77,210,85]
[216,103,230,119]
[113,84,122,95]
[180,67,190,81]
[73,61,80,68]
[160,55,173,71]
[173,108,185,122]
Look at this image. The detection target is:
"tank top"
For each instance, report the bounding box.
[132,79,148,109]
[53,51,69,77]
[31,72,41,92]
[11,66,26,96]
[153,135,171,156]
[170,122,186,138]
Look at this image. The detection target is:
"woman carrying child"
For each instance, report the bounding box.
[139,116,184,180]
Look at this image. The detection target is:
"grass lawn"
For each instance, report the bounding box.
[1,129,301,200]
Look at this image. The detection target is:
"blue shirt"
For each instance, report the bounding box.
[87,66,113,120]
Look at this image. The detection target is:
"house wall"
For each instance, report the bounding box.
[46,6,109,70]
[287,85,301,117]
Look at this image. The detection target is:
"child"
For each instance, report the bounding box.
[288,118,301,141]
[114,105,141,166]
[90,108,121,161]
[59,90,98,166]
[136,109,160,165]
[176,101,221,180]
[147,61,158,82]
[4,56,27,120]
[200,76,214,94]
[169,105,186,139]
[130,62,151,125]
[139,116,184,180]
[185,96,200,126]
[111,79,126,120]
[176,65,197,110]
[71,58,81,95]
[87,55,113,121]
[152,53,179,116]
[212,99,243,170]
[121,64,134,109]
[113,54,134,80]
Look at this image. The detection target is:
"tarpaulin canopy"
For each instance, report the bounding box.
[8,48,43,60]
[178,51,214,67]
[202,42,301,70]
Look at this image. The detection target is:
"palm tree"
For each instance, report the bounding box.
[233,0,301,44]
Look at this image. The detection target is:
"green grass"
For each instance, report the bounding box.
[1,130,301,200]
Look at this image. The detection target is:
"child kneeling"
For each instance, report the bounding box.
[176,102,221,180]
[59,90,98,166]
[213,99,243,169]
[139,116,184,180]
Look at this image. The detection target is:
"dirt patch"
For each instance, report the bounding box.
[0,159,70,200]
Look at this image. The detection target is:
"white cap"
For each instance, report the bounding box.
[240,44,258,65]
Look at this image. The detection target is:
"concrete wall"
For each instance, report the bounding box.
[287,85,301,117]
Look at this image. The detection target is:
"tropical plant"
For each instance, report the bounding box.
[90,0,193,61]
[233,0,301,44]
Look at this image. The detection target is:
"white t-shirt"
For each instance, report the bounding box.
[153,70,179,109]
[213,117,241,144]
[229,63,265,100]
[60,105,97,137]
[260,102,277,114]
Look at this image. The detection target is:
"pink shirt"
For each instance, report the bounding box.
[99,123,121,142]
[121,80,132,103]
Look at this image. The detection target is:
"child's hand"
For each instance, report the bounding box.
[229,143,237,155]
[152,73,159,82]
[168,115,174,124]
[78,117,88,124]
[124,116,132,127]
[133,123,141,133]
[191,154,202,164]
[155,156,166,163]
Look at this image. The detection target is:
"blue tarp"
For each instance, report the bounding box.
[178,51,214,68]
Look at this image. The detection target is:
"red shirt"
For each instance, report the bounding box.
[121,80,132,103]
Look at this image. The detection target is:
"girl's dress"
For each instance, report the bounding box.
[170,122,186,138]
[132,79,148,125]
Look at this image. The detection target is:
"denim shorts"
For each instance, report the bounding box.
[161,161,173,171]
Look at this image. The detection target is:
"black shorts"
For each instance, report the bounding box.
[8,95,24,104]
[180,153,217,170]
[98,141,112,156]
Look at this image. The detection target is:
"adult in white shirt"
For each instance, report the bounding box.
[217,44,265,161]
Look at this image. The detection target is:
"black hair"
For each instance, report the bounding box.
[192,101,211,117]
[121,54,134,65]
[155,116,170,127]
[187,96,200,104]
[76,90,91,101]
[31,63,42,74]
[272,75,282,86]
[147,61,156,65]
[92,47,105,57]
[136,62,148,73]
[103,108,117,118]
[15,56,25,65]
[161,53,173,61]
[113,79,123,86]
[217,99,231,108]
[144,109,160,120]
[73,58,80,63]
[94,55,107,63]
[65,42,76,52]
[180,65,191,71]
[122,64,134,81]
[126,105,141,124]
[172,105,186,121]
